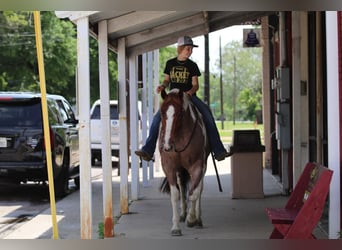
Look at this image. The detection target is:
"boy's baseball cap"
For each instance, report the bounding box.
[177,36,198,47]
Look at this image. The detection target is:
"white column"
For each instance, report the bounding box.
[118,37,129,214]
[98,20,113,237]
[129,54,140,200]
[326,11,341,239]
[147,51,155,178]
[141,53,149,186]
[153,49,160,174]
[147,51,154,130]
[77,16,92,239]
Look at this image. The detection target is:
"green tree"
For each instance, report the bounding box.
[89,36,118,105]
[211,39,262,121]
[0,11,39,90]
[159,45,176,79]
[0,11,119,107]
[0,11,78,103]
[238,87,262,120]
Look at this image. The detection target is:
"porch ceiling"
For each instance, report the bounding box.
[56,11,275,55]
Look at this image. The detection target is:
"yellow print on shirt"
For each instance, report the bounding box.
[170,66,190,84]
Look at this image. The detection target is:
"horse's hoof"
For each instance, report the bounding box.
[171,229,182,236]
[196,220,203,228]
[186,219,203,228]
[186,220,196,228]
[179,215,186,222]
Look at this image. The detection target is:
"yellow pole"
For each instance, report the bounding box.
[33,11,59,239]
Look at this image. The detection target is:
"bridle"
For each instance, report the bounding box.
[160,100,199,153]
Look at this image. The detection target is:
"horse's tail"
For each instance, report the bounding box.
[159,168,190,194]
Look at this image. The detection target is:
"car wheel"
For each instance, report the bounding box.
[54,155,70,198]
[74,176,80,189]
[91,155,96,166]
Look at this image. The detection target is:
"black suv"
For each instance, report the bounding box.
[0,92,80,197]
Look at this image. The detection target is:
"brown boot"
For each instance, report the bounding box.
[215,150,233,161]
[135,149,152,161]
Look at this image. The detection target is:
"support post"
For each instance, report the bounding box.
[98,20,114,238]
[77,16,92,239]
[118,37,129,214]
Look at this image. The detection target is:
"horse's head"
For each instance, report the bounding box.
[160,89,186,152]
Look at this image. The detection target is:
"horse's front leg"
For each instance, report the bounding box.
[170,185,182,236]
[177,172,187,222]
[186,179,204,228]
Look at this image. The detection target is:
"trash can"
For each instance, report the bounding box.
[229,129,265,199]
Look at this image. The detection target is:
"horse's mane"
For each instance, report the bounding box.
[161,89,186,108]
[160,89,196,121]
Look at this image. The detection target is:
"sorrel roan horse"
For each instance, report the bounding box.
[159,88,210,236]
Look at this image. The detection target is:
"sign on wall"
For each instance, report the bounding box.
[243,28,261,48]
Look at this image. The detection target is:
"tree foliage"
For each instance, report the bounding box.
[0,11,78,102]
[159,45,176,79]
[210,39,262,121]
[0,11,119,106]
[88,36,118,105]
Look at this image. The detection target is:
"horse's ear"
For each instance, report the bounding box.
[161,89,167,99]
[178,90,184,99]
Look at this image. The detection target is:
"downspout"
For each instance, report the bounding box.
[279,12,288,67]
[291,11,302,184]
[316,12,323,164]
[279,11,290,194]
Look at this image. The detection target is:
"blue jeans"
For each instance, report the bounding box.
[141,95,226,158]
[141,110,161,157]
[190,95,226,156]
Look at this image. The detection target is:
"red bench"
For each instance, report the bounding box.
[265,162,333,239]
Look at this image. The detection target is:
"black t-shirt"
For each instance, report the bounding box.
[163,57,201,92]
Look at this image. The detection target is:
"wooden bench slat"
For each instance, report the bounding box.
[265,162,333,239]
[265,208,299,224]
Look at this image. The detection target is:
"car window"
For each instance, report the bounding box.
[110,105,119,120]
[55,99,76,123]
[90,105,101,119]
[47,99,63,125]
[0,100,42,127]
[62,99,77,121]
[91,104,119,120]
[56,100,69,122]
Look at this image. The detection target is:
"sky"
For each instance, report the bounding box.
[189,25,254,72]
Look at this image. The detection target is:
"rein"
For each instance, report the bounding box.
[173,104,199,153]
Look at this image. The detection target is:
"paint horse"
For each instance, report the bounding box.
[159,88,210,236]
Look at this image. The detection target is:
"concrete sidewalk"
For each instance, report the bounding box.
[3,158,328,239]
[113,161,286,239]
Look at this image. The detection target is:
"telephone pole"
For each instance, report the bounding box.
[233,55,237,125]
[219,36,224,129]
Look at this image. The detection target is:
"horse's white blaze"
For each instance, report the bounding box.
[163,105,174,150]
[170,185,180,231]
